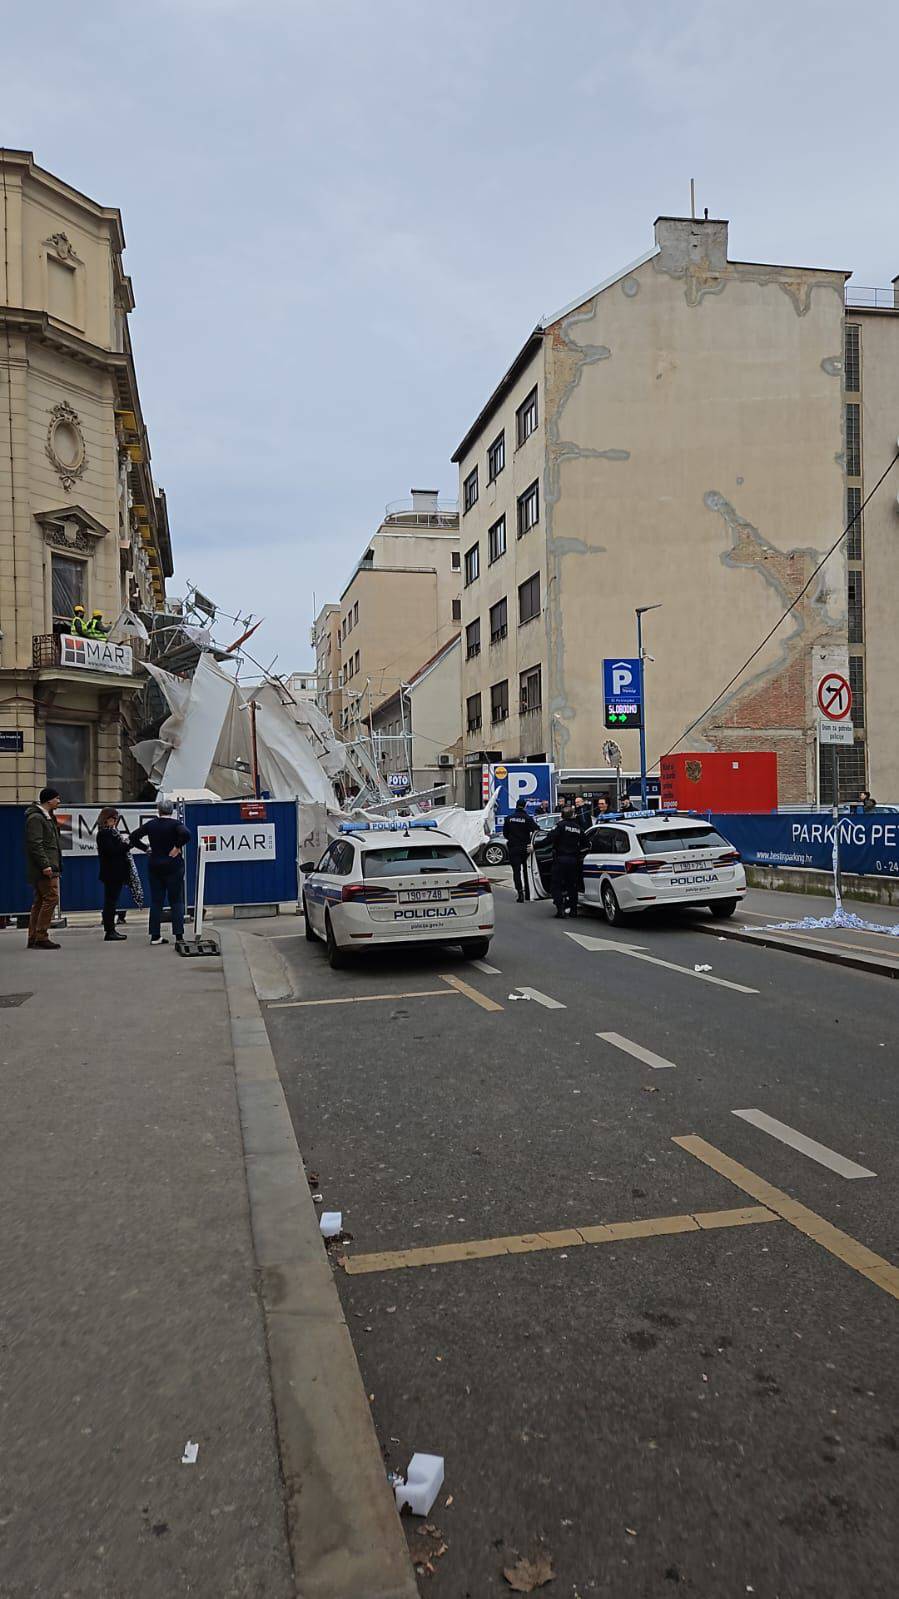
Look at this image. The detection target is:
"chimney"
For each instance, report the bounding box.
[411,488,439,513]
[654,215,728,274]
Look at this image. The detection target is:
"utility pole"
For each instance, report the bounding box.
[635,604,662,808]
[248,699,260,799]
[399,683,413,786]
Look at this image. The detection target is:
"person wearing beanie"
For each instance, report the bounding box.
[23,787,63,949]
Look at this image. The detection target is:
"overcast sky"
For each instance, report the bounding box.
[5,0,898,673]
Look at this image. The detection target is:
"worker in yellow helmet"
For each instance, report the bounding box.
[71,604,89,637]
[87,610,107,638]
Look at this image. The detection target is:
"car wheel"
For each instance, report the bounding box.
[325,910,347,969]
[709,898,738,918]
[601,881,622,925]
[302,894,317,941]
[461,938,491,959]
[483,842,506,867]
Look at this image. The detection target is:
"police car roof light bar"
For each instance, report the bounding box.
[338,817,440,834]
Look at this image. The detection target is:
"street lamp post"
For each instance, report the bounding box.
[635,604,662,809]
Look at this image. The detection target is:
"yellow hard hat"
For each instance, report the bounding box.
[91,610,102,618]
[74,604,85,613]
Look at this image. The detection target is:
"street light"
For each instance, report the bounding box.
[635,604,662,808]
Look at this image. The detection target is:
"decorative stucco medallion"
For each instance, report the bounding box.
[45,402,88,490]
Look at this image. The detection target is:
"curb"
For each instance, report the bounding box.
[695,918,899,980]
[220,928,418,1599]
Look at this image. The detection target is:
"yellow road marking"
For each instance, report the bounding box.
[440,973,504,1012]
[269,989,460,1009]
[674,1135,899,1302]
[341,1204,779,1274]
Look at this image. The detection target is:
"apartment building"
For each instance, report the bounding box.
[0,150,173,802]
[334,490,460,736]
[312,602,342,723]
[371,633,462,800]
[453,213,899,806]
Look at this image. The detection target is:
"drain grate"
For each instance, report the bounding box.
[0,992,33,1008]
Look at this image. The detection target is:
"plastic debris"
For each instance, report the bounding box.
[311,1192,323,1202]
[320,1211,342,1237]
[694,963,712,972]
[766,908,899,936]
[394,1452,444,1516]
[508,991,531,1001]
[181,1441,199,1465]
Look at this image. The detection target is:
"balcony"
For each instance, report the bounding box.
[844,286,899,310]
[33,632,146,673]
[383,497,460,529]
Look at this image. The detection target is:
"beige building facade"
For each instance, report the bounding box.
[453,214,892,806]
[371,633,462,800]
[0,150,173,803]
[312,602,342,723]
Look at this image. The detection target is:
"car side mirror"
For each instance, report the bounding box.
[300,861,316,874]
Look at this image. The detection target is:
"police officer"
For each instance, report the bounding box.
[550,801,585,919]
[502,798,538,902]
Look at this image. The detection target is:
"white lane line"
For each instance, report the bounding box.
[472,959,501,975]
[731,1109,876,1179]
[564,930,759,994]
[597,1031,676,1069]
[515,986,566,1010]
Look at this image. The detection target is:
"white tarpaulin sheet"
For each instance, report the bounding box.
[162,652,239,794]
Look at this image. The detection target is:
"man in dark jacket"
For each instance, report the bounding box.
[24,787,63,949]
[96,808,137,942]
[550,802,586,919]
[502,799,538,902]
[130,798,191,947]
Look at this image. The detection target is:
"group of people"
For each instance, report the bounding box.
[69,605,107,638]
[23,791,191,951]
[502,791,632,917]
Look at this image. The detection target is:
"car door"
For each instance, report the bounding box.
[582,826,616,901]
[308,842,340,933]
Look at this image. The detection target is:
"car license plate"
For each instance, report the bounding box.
[400,888,449,903]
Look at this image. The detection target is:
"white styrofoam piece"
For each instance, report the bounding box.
[319,1211,342,1237]
[394,1452,444,1516]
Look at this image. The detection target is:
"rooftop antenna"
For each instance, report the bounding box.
[690,178,696,220]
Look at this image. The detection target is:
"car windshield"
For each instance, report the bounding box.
[637,827,733,854]
[362,844,474,878]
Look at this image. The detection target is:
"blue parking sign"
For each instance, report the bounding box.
[602,658,642,729]
[490,762,554,819]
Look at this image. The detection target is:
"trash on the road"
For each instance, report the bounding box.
[508,991,531,1001]
[311,1192,323,1202]
[320,1211,342,1237]
[181,1441,199,1465]
[502,1549,556,1591]
[394,1452,444,1516]
[626,1526,638,1536]
[694,963,712,972]
[641,1084,659,1094]
[408,1522,449,1577]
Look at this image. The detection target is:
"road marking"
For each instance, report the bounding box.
[341,1204,779,1274]
[731,1110,876,1179]
[269,989,460,1008]
[514,986,566,1009]
[441,973,504,1012]
[597,1031,676,1069]
[564,929,758,993]
[472,959,501,974]
[673,1135,898,1302]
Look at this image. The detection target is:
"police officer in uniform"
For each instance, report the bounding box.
[550,801,585,918]
[502,798,538,902]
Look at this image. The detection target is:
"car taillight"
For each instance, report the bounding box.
[625,857,648,873]
[717,850,741,864]
[341,883,368,902]
[457,876,493,894]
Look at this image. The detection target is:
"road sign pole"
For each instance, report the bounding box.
[831,744,842,898]
[637,611,647,809]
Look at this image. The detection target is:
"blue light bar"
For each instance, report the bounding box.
[338,817,440,833]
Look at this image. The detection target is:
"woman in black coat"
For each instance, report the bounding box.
[96,808,134,942]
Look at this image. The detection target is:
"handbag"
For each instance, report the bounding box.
[127,853,145,909]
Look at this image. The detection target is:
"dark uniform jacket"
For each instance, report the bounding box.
[24,803,62,886]
[96,827,133,888]
[502,810,538,858]
[551,818,586,860]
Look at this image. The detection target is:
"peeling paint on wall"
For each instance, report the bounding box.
[821,356,843,377]
[621,276,640,298]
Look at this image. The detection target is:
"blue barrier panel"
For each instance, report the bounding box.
[183,800,299,906]
[708,813,899,878]
[0,803,159,917]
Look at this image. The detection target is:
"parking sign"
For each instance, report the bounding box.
[602,658,642,729]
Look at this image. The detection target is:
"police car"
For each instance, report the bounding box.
[301,819,495,968]
[534,810,746,923]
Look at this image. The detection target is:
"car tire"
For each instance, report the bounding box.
[709,898,738,918]
[325,910,347,969]
[302,895,317,941]
[461,938,491,959]
[601,881,622,925]
[483,842,507,867]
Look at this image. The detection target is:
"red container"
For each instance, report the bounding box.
[660,751,778,814]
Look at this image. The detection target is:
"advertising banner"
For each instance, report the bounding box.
[58,806,155,857]
[489,763,554,820]
[59,635,134,675]
[196,823,276,861]
[708,813,899,878]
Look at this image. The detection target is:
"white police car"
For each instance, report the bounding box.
[301,819,495,968]
[579,811,746,924]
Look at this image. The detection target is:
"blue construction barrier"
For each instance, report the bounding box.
[708,812,899,878]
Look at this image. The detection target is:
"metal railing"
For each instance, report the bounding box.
[844,286,898,310]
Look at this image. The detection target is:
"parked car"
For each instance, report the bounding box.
[533,810,745,921]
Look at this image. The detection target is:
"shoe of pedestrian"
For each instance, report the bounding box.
[516,893,524,903]
[104,931,127,941]
[32,938,61,950]
[116,913,127,925]
[553,909,564,919]
[150,936,170,945]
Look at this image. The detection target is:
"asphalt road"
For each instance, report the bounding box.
[262,883,898,1599]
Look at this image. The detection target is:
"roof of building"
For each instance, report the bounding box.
[372,633,461,718]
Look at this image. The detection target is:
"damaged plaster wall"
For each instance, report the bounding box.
[543,216,847,802]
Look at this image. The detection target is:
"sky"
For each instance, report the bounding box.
[5,0,898,674]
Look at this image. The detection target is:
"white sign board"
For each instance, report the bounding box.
[60,634,134,676]
[818,718,853,747]
[58,806,155,857]
[197,823,276,861]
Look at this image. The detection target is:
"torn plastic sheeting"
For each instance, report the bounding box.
[508,991,531,1001]
[766,909,899,936]
[693,964,712,972]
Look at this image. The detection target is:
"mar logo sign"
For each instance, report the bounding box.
[199,824,276,861]
[60,634,133,676]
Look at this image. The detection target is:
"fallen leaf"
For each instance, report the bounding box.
[502,1550,555,1591]
[445,1495,454,1507]
[625,1526,638,1536]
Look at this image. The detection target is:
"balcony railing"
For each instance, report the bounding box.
[844,286,899,310]
[33,631,146,669]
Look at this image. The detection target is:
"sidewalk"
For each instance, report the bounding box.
[699,885,899,978]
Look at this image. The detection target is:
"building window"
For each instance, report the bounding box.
[517,480,539,538]
[487,430,505,482]
[848,570,863,643]
[353,601,359,625]
[466,618,481,659]
[463,466,479,513]
[489,597,508,644]
[451,550,461,571]
[354,650,360,673]
[488,515,506,564]
[490,679,509,724]
[466,692,482,733]
[516,386,538,447]
[452,597,462,621]
[51,554,86,624]
[845,404,860,477]
[849,656,865,728]
[518,572,541,625]
[520,664,542,714]
[818,739,866,805]
[464,542,480,586]
[844,323,861,392]
[45,722,90,803]
[846,486,863,563]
